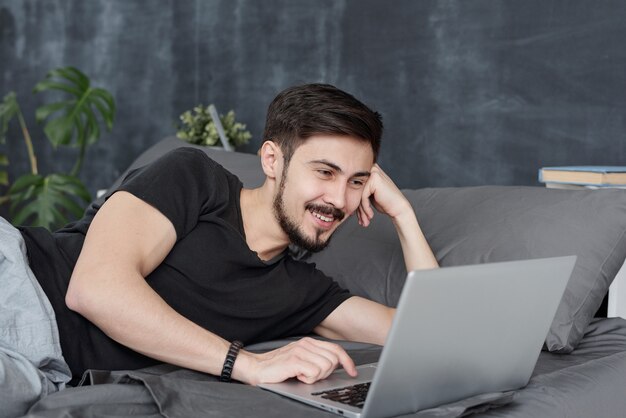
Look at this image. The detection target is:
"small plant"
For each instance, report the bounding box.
[0,66,115,230]
[176,104,251,149]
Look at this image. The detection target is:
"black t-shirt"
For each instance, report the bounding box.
[19,148,351,379]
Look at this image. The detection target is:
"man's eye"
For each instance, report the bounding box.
[350,179,365,187]
[317,170,332,177]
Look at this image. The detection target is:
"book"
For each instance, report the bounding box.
[544,182,626,190]
[538,166,626,186]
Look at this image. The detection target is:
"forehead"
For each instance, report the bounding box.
[291,135,375,173]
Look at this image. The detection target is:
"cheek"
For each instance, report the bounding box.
[283,180,319,211]
[293,179,327,203]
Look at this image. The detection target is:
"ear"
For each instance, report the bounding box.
[260,140,283,179]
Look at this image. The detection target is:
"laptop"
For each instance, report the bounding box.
[260,256,576,418]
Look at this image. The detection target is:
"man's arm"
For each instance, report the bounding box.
[316,164,437,344]
[65,191,356,385]
[357,164,438,272]
[314,297,395,345]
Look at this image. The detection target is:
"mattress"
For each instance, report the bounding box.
[23,317,626,418]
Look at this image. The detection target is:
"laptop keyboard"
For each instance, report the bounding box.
[312,382,371,408]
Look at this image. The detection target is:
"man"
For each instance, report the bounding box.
[1,83,437,416]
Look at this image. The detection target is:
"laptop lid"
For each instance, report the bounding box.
[261,256,576,418]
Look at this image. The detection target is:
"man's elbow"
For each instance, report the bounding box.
[65,273,100,316]
[65,278,87,314]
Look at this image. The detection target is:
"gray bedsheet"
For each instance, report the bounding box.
[476,317,626,417]
[22,318,626,418]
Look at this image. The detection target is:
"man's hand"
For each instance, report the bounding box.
[234,337,357,386]
[356,164,413,227]
[356,163,439,272]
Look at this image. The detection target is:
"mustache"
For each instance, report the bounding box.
[306,203,345,221]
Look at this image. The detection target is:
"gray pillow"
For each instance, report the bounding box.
[307,186,626,353]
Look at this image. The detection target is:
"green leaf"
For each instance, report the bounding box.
[32,80,82,96]
[81,106,100,145]
[34,66,116,163]
[47,173,92,202]
[43,114,75,147]
[6,173,91,230]
[91,96,114,130]
[91,88,116,115]
[8,173,42,193]
[12,201,39,225]
[47,67,90,90]
[51,192,85,218]
[35,101,72,124]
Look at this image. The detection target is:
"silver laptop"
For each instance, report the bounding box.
[260,256,576,418]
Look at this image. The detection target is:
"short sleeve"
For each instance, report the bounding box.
[115,148,238,240]
[277,259,353,337]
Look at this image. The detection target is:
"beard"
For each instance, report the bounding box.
[272,170,345,253]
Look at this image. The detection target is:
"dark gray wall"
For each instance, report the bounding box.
[1,0,625,195]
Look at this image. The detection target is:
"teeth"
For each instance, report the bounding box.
[312,211,333,222]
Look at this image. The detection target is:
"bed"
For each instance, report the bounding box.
[22,137,626,417]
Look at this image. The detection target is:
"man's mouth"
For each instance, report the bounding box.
[311,210,334,223]
[306,204,345,225]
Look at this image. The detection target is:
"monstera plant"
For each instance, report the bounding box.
[0,67,115,230]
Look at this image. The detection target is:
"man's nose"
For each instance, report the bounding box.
[323,181,347,209]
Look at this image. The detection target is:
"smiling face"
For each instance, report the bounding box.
[272,135,375,252]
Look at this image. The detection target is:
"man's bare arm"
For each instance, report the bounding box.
[357,164,438,272]
[390,207,439,272]
[315,296,395,345]
[65,191,355,385]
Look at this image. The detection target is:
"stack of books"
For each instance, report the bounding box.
[538,166,626,189]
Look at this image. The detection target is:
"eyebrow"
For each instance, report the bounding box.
[307,159,371,178]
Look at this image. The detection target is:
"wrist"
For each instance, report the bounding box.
[230,349,259,385]
[390,203,418,228]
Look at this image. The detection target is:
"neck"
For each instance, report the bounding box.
[240,185,290,261]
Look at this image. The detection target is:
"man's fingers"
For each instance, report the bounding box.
[299,338,357,378]
[356,206,364,226]
[363,163,413,220]
[291,359,326,383]
[361,193,375,218]
[359,193,375,227]
[286,338,357,382]
[253,338,357,385]
[301,344,338,378]
[335,346,357,377]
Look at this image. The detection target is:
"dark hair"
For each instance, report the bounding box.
[263,84,383,163]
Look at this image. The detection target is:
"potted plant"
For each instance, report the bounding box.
[0,66,115,230]
[176,104,251,150]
